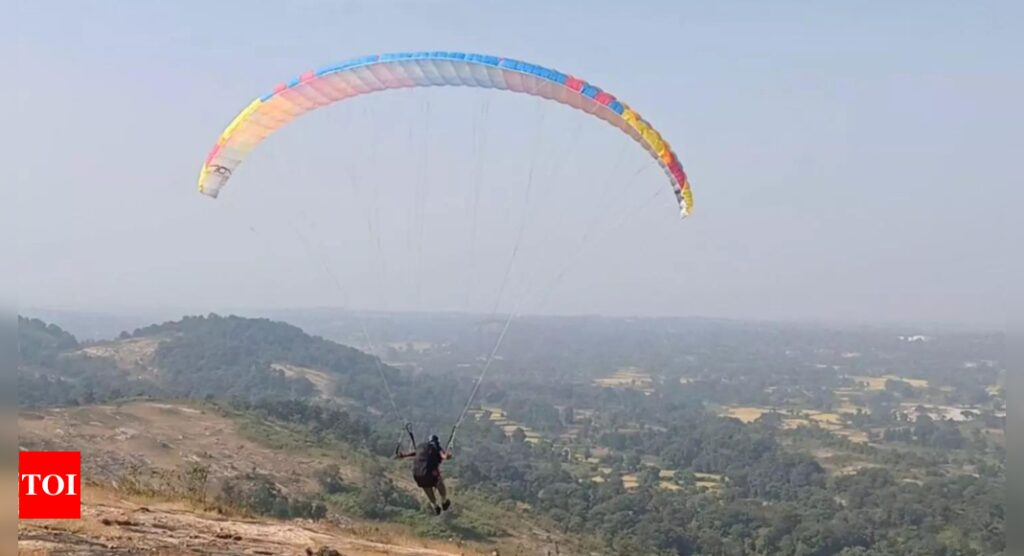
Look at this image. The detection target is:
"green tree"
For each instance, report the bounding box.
[511,427,527,444]
[314,463,346,494]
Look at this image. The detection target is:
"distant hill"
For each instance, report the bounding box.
[18,316,139,407]
[17,314,402,410]
[18,316,80,365]
[19,308,177,342]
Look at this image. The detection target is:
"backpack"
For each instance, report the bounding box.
[413,442,441,477]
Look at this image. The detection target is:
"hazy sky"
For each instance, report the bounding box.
[9,1,1021,326]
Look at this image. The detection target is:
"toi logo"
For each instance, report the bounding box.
[19,451,81,519]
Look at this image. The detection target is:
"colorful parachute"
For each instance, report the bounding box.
[198,51,693,217]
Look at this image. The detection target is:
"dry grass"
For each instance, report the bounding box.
[17,402,349,493]
[782,419,806,429]
[470,407,543,443]
[721,407,767,423]
[805,411,844,426]
[722,405,871,445]
[850,376,887,390]
[594,367,655,393]
[893,376,929,388]
[835,430,870,444]
[691,473,725,490]
[836,402,865,414]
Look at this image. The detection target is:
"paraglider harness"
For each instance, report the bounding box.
[394,423,454,459]
[394,425,451,492]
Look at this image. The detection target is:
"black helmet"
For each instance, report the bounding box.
[429,434,441,447]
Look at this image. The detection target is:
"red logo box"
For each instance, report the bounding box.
[19,451,81,519]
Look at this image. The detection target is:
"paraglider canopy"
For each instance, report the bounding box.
[197,51,694,217]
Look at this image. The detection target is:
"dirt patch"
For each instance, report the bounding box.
[78,338,163,380]
[19,485,463,555]
[17,402,357,493]
[271,363,338,399]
